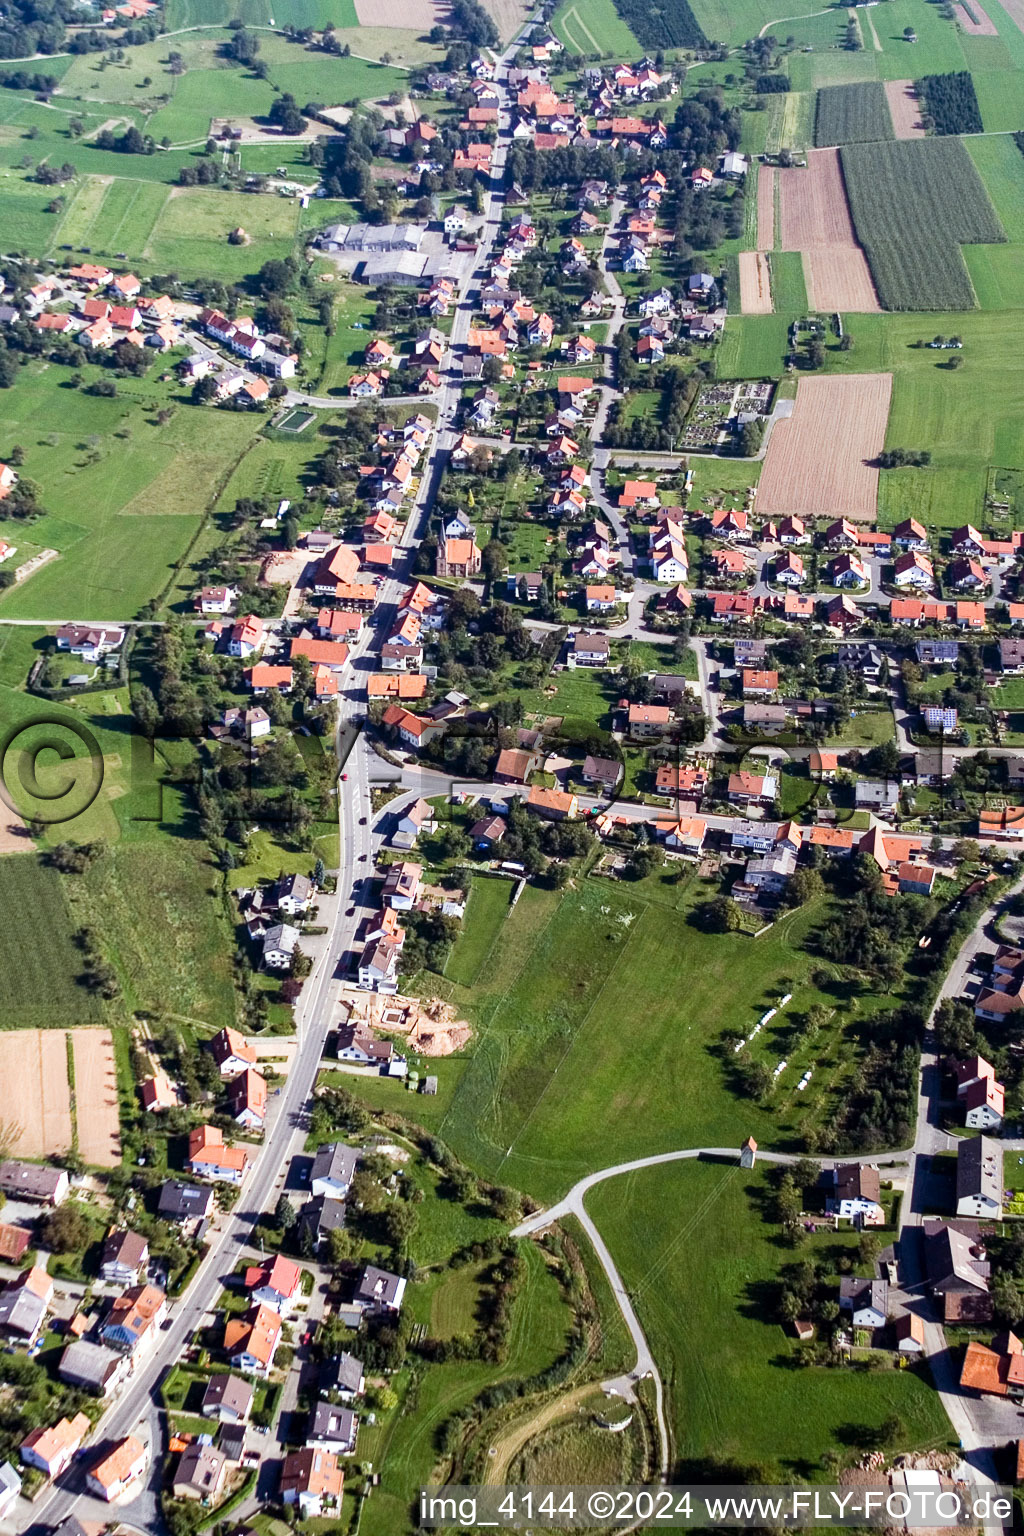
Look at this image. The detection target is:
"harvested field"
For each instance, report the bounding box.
[778,147,880,311]
[757,373,892,521]
[739,251,773,313]
[0,1031,72,1160]
[959,0,998,33]
[353,0,439,23]
[885,80,927,138]
[72,1028,120,1168]
[757,164,775,248]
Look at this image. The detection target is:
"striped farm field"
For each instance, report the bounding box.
[551,0,639,52]
[814,81,894,145]
[758,373,893,521]
[841,136,1006,309]
[778,148,880,311]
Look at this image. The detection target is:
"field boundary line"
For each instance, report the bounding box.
[758,4,828,34]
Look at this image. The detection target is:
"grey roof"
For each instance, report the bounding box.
[0,305,19,323]
[854,779,899,806]
[839,1276,888,1315]
[309,1399,357,1445]
[923,1221,990,1292]
[158,1180,213,1220]
[957,1134,1003,1207]
[582,754,622,786]
[311,1142,358,1190]
[58,1339,123,1390]
[203,1373,254,1417]
[218,1422,246,1460]
[0,1286,45,1337]
[302,1194,348,1239]
[355,1264,403,1309]
[0,1160,65,1200]
[274,872,313,902]
[321,1349,364,1396]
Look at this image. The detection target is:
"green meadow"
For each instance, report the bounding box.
[588,1160,953,1472]
[0,362,260,620]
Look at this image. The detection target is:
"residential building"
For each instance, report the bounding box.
[353,1264,406,1315]
[100,1229,149,1285]
[158,1179,213,1224]
[838,1277,889,1329]
[826,1164,884,1225]
[280,1448,344,1517]
[0,1162,67,1205]
[382,860,422,911]
[225,1303,282,1375]
[0,1463,20,1521]
[244,1253,302,1314]
[956,1135,1003,1218]
[924,1220,991,1323]
[100,1283,166,1356]
[311,1143,358,1201]
[308,1400,359,1455]
[173,1442,227,1503]
[85,1436,147,1502]
[187,1125,249,1185]
[393,796,432,850]
[202,1373,255,1424]
[229,1067,268,1130]
[727,771,777,806]
[209,1026,258,1078]
[321,1350,365,1401]
[526,786,578,820]
[21,1414,91,1479]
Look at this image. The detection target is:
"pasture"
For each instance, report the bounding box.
[423,877,880,1206]
[550,0,640,54]
[587,1160,953,1471]
[814,81,894,146]
[841,136,1006,309]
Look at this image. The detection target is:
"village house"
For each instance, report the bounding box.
[826,1164,884,1225]
[226,1303,282,1375]
[20,1414,91,1480]
[839,1277,888,1330]
[956,1135,1003,1217]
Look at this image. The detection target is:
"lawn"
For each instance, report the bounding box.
[587,1159,953,1472]
[550,0,640,55]
[0,855,103,1028]
[443,876,513,988]
[831,704,897,747]
[412,878,883,1206]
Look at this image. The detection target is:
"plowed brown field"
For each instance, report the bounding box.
[757,165,775,249]
[73,1028,120,1168]
[757,373,892,520]
[778,147,880,311]
[739,251,773,313]
[0,1031,72,1159]
[885,80,928,137]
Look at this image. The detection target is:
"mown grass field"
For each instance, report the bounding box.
[814,81,894,146]
[786,0,967,90]
[0,362,260,619]
[550,0,640,54]
[356,876,889,1206]
[770,250,807,313]
[587,1160,954,1472]
[444,877,513,988]
[841,136,1005,310]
